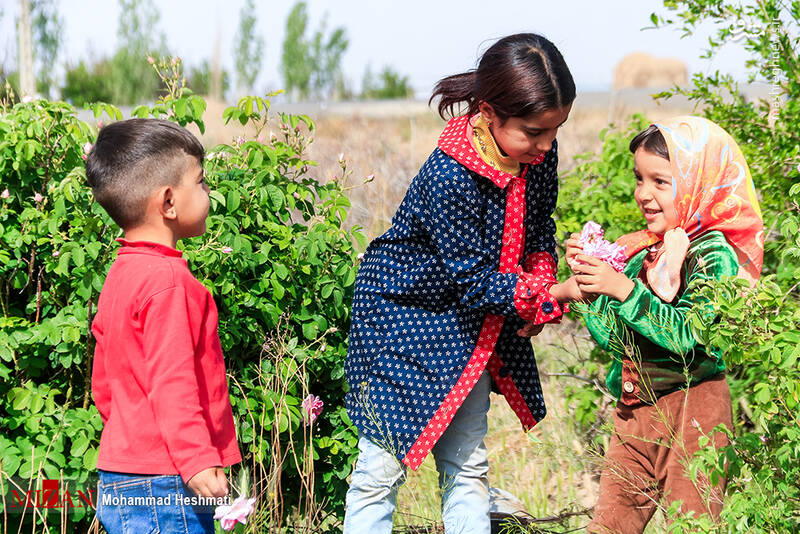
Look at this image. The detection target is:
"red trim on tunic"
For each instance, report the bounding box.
[486,353,537,429]
[402,323,498,470]
[402,115,555,470]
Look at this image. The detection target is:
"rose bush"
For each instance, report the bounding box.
[0,60,362,532]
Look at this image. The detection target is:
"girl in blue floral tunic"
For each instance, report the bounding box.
[343,33,581,533]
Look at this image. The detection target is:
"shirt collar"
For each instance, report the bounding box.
[116,238,184,258]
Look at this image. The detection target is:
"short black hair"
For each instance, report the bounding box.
[629,124,669,161]
[85,118,204,229]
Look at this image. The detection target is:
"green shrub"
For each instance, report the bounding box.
[0,60,361,532]
[558,1,800,530]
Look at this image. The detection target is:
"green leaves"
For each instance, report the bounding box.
[2,77,363,528]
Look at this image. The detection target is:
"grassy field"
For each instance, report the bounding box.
[193,96,692,531]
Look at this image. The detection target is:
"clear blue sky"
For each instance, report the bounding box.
[0,0,752,98]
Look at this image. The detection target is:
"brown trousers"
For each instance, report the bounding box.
[587,375,732,534]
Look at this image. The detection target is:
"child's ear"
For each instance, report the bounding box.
[478,101,497,124]
[157,186,178,220]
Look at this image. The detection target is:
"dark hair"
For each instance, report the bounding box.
[429,33,576,121]
[85,118,204,229]
[629,125,669,160]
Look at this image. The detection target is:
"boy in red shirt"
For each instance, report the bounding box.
[86,118,241,533]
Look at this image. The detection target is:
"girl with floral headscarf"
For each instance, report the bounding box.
[565,116,763,532]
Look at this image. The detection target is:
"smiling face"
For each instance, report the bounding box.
[633,147,680,235]
[478,102,572,164]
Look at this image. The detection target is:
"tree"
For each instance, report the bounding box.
[281,2,312,100]
[109,0,166,104]
[188,59,230,97]
[280,1,348,101]
[61,60,114,106]
[233,0,264,94]
[361,65,414,100]
[309,20,348,99]
[31,0,62,97]
[17,0,35,97]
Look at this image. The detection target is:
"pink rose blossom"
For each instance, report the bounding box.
[578,221,627,272]
[1,189,9,199]
[691,418,701,429]
[147,56,155,65]
[302,394,324,425]
[21,95,34,103]
[52,250,60,258]
[293,192,301,199]
[235,136,245,146]
[581,221,604,240]
[365,174,375,183]
[256,132,265,144]
[221,246,233,254]
[33,193,44,203]
[97,121,104,129]
[357,253,364,261]
[214,494,256,531]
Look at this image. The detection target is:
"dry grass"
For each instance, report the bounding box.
[393,326,605,533]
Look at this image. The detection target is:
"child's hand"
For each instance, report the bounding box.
[517,322,545,337]
[565,232,582,271]
[573,254,635,302]
[187,466,229,498]
[550,276,596,303]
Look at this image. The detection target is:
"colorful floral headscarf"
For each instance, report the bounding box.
[615,116,764,301]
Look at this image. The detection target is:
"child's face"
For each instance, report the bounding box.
[480,103,572,164]
[633,147,679,235]
[172,156,210,239]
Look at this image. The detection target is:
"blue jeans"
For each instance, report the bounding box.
[343,371,491,534]
[96,470,215,534]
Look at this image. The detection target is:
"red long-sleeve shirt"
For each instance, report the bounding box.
[91,239,241,483]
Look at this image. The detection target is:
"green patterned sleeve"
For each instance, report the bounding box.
[607,238,739,355]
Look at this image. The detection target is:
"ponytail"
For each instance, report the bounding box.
[429,72,479,120]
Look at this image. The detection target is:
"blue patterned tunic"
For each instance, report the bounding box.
[345,116,565,469]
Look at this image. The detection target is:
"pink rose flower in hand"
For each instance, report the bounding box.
[577,221,627,272]
[302,394,324,425]
[214,494,256,531]
[580,221,604,243]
